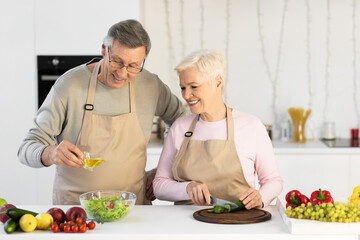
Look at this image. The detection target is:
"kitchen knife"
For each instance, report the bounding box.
[210,196,238,208]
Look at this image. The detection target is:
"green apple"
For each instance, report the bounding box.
[0,198,7,208]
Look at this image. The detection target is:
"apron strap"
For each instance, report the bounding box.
[80,60,102,144]
[176,105,234,163]
[177,114,199,158]
[172,114,199,181]
[226,106,234,141]
[129,80,136,113]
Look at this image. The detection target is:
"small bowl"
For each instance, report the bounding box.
[79,190,136,223]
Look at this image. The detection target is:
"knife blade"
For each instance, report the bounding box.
[210,196,238,208]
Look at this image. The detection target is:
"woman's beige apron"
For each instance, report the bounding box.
[53,60,148,205]
[172,106,250,204]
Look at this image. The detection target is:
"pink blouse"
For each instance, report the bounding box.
[153,109,283,207]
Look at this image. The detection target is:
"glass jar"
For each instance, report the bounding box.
[323,122,336,140]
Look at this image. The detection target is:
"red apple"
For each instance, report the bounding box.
[47,207,65,223]
[0,204,16,224]
[65,207,87,222]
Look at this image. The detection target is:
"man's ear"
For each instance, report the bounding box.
[101,44,106,57]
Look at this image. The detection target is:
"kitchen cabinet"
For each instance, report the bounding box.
[273,140,360,200]
[1,203,359,239]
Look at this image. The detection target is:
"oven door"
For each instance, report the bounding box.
[37,55,101,108]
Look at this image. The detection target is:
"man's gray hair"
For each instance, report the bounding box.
[104,19,151,56]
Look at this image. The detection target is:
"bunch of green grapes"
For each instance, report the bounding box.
[285,202,360,223]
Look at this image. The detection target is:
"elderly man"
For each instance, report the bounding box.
[18,19,185,205]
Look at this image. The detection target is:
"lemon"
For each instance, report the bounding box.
[19,214,37,232]
[35,213,53,230]
[0,198,7,208]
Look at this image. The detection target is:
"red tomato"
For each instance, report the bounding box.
[63,225,71,233]
[87,221,96,230]
[59,223,65,232]
[71,225,79,233]
[76,217,83,224]
[51,223,59,233]
[68,220,75,226]
[80,224,87,233]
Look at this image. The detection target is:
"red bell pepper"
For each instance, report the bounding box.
[285,190,309,209]
[310,188,334,205]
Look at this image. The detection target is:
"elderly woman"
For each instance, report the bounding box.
[153,49,283,209]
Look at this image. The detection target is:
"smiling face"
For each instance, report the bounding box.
[100,40,146,88]
[179,68,223,119]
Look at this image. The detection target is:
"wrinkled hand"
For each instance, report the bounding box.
[186,181,211,205]
[41,140,84,168]
[145,169,156,201]
[239,188,264,209]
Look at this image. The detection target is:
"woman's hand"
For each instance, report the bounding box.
[186,181,211,205]
[239,188,264,209]
[41,140,84,168]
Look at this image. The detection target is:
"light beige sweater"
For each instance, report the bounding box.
[18,60,185,168]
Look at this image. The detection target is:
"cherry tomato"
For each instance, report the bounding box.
[51,223,59,233]
[63,224,71,233]
[71,225,79,233]
[68,220,75,226]
[80,224,87,233]
[87,221,96,230]
[76,217,83,224]
[59,223,65,232]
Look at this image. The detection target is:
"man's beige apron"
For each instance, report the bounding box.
[172,106,250,204]
[53,60,148,205]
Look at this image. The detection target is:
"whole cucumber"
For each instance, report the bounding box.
[5,208,38,221]
[4,218,18,234]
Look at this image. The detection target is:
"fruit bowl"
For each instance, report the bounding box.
[79,190,136,223]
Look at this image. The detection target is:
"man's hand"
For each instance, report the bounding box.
[239,188,264,209]
[186,181,211,205]
[41,140,84,168]
[145,169,156,201]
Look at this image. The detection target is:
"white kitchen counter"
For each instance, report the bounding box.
[1,203,359,240]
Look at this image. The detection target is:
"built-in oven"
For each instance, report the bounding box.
[37,55,101,108]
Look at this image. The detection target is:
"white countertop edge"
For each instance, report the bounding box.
[274,148,360,154]
[147,139,360,155]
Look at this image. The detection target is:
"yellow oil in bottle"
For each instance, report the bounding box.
[84,158,104,167]
[83,152,104,171]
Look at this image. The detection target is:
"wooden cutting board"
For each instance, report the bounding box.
[193,208,271,224]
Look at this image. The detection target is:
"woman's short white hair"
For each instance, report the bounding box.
[174,49,226,89]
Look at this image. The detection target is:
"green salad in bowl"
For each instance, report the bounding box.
[79,191,136,223]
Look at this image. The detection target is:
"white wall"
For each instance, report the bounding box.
[0,0,139,205]
[142,0,360,139]
[0,0,38,205]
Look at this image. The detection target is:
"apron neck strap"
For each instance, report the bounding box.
[226,106,234,141]
[186,105,234,141]
[129,80,136,113]
[179,105,234,157]
[84,60,136,113]
[85,59,102,107]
